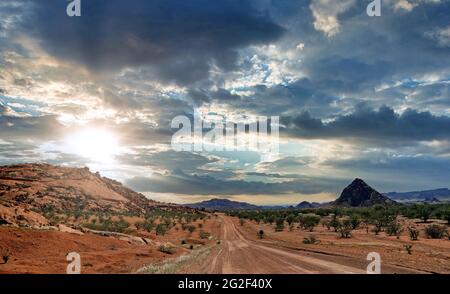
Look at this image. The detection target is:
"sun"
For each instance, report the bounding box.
[63,128,120,163]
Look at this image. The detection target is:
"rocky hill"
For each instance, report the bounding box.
[0,163,192,227]
[334,179,396,207]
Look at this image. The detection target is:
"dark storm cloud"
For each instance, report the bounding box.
[324,154,450,192]
[298,1,450,96]
[282,104,450,143]
[25,0,284,85]
[126,169,346,196]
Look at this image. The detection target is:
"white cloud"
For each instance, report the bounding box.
[426,25,450,48]
[309,0,355,37]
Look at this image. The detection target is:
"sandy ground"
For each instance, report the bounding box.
[181,215,449,274]
[0,218,220,274]
[0,214,448,274]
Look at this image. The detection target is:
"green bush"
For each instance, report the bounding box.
[337,219,353,238]
[155,224,168,236]
[417,205,433,223]
[425,224,447,239]
[298,214,321,232]
[275,218,285,232]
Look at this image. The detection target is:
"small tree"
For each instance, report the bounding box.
[337,219,353,238]
[286,214,296,226]
[371,222,383,235]
[349,215,361,230]
[329,215,340,232]
[275,218,285,232]
[417,205,433,223]
[299,214,321,232]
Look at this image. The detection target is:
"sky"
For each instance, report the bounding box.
[0,0,450,205]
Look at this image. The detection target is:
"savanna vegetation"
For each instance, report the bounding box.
[227,203,450,240]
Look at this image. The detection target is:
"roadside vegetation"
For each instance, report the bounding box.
[227,203,450,239]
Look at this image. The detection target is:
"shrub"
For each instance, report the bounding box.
[425,224,447,239]
[155,224,168,236]
[258,230,264,239]
[199,230,211,239]
[408,227,420,241]
[337,219,353,238]
[303,235,318,244]
[187,225,196,234]
[143,219,155,233]
[404,244,413,255]
[158,243,177,255]
[275,218,285,232]
[1,249,10,264]
[386,222,403,239]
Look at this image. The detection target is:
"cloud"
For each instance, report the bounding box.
[309,0,355,37]
[126,168,346,196]
[24,0,285,85]
[282,105,450,144]
[426,25,450,48]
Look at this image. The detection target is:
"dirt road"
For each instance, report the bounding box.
[194,215,423,274]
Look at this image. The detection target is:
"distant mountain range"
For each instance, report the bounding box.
[185,180,449,211]
[185,199,260,211]
[385,188,450,203]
